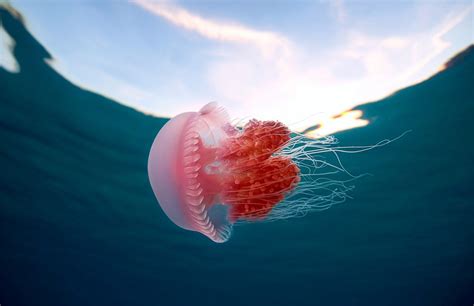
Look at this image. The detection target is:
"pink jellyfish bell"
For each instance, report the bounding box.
[148,102,300,243]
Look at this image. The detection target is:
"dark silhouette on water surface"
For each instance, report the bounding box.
[1,5,473,306]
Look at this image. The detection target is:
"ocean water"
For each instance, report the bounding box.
[1,6,473,306]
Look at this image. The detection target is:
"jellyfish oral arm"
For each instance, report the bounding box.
[213,120,300,222]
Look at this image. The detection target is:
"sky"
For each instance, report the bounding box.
[1,0,473,135]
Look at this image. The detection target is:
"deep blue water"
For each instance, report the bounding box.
[1,6,473,306]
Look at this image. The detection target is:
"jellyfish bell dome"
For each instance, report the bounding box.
[148,103,233,242]
[148,102,301,243]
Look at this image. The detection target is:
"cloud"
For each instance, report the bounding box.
[132,0,292,59]
[339,4,472,87]
[400,5,473,81]
[131,0,472,136]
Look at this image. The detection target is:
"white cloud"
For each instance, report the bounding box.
[133,0,292,60]
[400,5,473,82]
[381,37,410,49]
[132,0,473,136]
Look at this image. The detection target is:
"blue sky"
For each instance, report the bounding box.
[2,0,473,134]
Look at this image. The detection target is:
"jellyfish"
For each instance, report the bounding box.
[148,102,375,243]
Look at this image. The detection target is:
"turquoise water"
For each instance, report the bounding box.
[1,6,473,306]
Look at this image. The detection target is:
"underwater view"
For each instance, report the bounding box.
[1,1,473,306]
